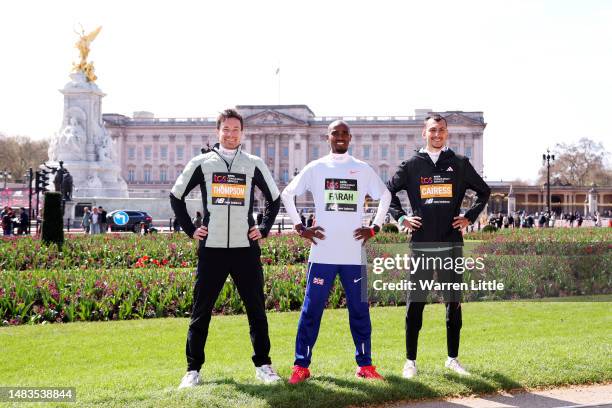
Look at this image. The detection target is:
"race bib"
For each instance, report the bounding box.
[324,178,358,211]
[211,172,246,206]
[419,174,453,204]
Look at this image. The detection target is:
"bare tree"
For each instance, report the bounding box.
[0,135,49,183]
[538,138,611,186]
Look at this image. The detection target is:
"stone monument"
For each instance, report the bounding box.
[507,184,516,215]
[47,26,128,198]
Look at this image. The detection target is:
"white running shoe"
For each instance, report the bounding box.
[402,359,417,379]
[445,357,470,376]
[178,370,201,389]
[255,364,281,384]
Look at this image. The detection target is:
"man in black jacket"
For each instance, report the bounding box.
[387,114,490,378]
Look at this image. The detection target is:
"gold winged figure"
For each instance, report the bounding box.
[73,26,102,82]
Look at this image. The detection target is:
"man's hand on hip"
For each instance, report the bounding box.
[401,216,422,231]
[353,227,375,245]
[296,225,326,245]
[248,226,263,241]
[193,226,208,240]
[452,216,470,230]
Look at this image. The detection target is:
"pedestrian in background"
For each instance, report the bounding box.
[81,207,91,234]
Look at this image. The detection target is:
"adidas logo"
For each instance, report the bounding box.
[446,166,454,172]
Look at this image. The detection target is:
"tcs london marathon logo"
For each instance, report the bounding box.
[211,172,247,206]
[324,178,358,212]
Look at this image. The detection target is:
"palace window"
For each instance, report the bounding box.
[143,166,152,183]
[363,145,371,160]
[379,166,389,182]
[398,145,406,159]
[381,145,389,160]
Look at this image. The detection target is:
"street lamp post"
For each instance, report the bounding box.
[1,169,12,207]
[542,149,555,213]
[24,168,33,235]
[292,167,299,206]
[1,169,11,189]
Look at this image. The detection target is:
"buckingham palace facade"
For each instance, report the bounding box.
[103,105,486,206]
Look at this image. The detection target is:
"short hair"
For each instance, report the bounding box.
[327,119,351,134]
[424,114,447,128]
[216,109,243,130]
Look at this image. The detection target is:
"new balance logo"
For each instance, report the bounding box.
[446,166,454,172]
[313,277,325,285]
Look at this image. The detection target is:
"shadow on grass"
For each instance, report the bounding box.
[195,375,440,408]
[192,371,537,408]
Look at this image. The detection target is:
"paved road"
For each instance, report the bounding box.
[387,383,612,408]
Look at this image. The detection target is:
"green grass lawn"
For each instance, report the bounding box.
[1,300,610,408]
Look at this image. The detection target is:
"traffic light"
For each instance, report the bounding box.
[35,170,50,194]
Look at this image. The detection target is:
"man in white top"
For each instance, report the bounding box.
[281,120,392,383]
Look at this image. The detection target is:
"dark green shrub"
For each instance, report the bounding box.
[41,192,64,247]
[382,223,399,233]
[482,224,497,233]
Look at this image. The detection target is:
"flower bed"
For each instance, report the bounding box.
[0,265,338,325]
[1,229,609,325]
[0,233,313,271]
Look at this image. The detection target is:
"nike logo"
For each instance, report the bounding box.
[349,170,359,174]
[353,278,363,283]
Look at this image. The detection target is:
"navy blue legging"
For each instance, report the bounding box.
[294,262,372,368]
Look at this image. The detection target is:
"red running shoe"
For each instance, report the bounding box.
[288,365,311,384]
[356,365,384,380]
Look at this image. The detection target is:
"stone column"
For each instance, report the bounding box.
[300,134,308,169]
[259,134,266,162]
[473,133,483,175]
[507,185,516,215]
[274,134,280,180]
[588,188,598,215]
[288,135,295,177]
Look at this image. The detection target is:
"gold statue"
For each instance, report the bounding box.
[72,26,102,82]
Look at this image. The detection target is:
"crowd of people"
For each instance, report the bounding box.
[80,206,108,234]
[487,210,605,229]
[1,206,30,236]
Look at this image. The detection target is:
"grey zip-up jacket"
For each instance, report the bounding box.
[170,143,281,248]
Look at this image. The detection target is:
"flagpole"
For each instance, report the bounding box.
[276,62,281,104]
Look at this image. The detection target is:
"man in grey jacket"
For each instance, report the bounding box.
[170,108,281,388]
